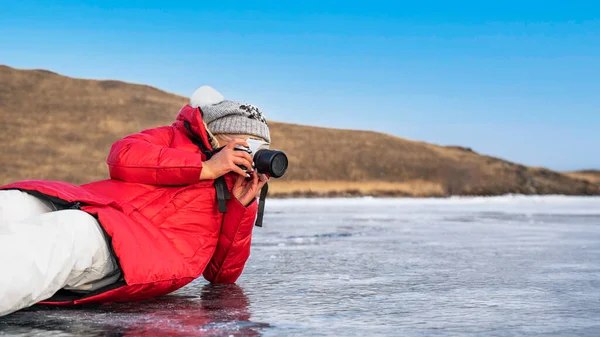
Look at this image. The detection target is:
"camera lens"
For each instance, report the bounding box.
[254,150,288,178]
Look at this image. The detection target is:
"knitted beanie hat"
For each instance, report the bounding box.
[190,86,271,143]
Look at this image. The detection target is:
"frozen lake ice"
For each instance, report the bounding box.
[1,196,600,336]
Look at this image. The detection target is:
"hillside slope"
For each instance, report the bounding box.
[1,65,598,197]
[565,170,600,185]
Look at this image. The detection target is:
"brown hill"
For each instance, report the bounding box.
[565,170,600,185]
[1,65,598,197]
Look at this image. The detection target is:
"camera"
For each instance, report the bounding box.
[234,139,288,178]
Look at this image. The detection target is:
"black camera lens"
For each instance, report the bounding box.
[254,150,288,178]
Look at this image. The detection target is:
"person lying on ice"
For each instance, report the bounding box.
[0,86,271,316]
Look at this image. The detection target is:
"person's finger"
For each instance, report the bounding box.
[232,157,253,172]
[257,173,269,189]
[232,165,249,178]
[232,151,254,167]
[242,174,254,191]
[226,138,250,150]
[250,170,259,190]
[239,173,254,196]
[243,171,256,188]
[234,174,245,189]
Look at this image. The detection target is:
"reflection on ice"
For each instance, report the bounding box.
[1,284,268,336]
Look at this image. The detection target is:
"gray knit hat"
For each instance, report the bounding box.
[190,86,270,143]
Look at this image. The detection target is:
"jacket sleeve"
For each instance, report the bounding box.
[203,198,258,283]
[107,126,204,186]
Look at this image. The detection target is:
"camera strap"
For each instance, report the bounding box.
[184,120,231,213]
[255,183,269,227]
[214,176,231,213]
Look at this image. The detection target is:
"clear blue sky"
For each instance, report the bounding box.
[1,0,599,170]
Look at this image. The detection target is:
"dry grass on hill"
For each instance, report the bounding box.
[565,170,600,185]
[267,180,446,198]
[1,65,598,197]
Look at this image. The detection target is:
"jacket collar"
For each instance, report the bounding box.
[173,105,213,151]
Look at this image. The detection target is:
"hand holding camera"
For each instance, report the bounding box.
[233,139,288,178]
[200,139,255,180]
[232,170,269,206]
[201,138,288,210]
[232,139,288,217]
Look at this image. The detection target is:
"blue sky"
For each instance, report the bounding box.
[1,0,599,170]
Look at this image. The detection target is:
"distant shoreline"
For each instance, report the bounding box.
[265,194,600,201]
[267,179,600,198]
[269,192,600,199]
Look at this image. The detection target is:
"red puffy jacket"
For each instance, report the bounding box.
[0,105,258,305]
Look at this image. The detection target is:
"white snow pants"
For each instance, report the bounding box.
[0,190,119,316]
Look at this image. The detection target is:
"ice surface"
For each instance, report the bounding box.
[1,196,600,336]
